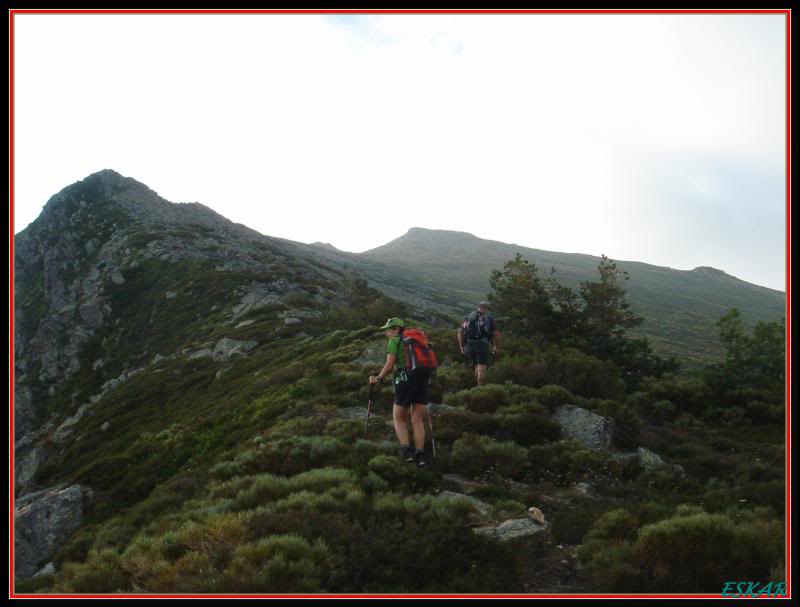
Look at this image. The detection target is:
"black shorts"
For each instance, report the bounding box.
[465,339,491,366]
[393,368,431,406]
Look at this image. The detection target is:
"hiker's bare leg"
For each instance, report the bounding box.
[410,404,426,450]
[476,364,488,385]
[393,404,410,445]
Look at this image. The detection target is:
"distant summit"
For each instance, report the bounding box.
[310,242,339,251]
[691,266,730,276]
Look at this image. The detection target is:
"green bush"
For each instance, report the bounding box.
[53,549,131,593]
[578,505,784,592]
[432,410,499,443]
[366,454,437,491]
[447,384,508,413]
[272,487,366,514]
[633,509,782,592]
[493,411,561,446]
[450,433,529,478]
[585,508,641,543]
[229,467,360,511]
[648,399,677,421]
[224,535,332,592]
[744,400,782,424]
[210,435,347,479]
[530,384,576,410]
[527,440,609,485]
[639,375,712,417]
[487,347,624,399]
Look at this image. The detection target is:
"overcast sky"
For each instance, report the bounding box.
[13,12,787,290]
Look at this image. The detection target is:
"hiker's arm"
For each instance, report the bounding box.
[370,353,396,384]
[457,326,466,352]
[492,331,501,354]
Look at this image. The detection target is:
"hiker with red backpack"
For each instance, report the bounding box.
[369,317,438,468]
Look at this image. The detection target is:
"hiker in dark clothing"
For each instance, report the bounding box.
[457,302,500,386]
[369,317,430,467]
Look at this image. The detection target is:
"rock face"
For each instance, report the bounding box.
[637,446,667,470]
[353,341,387,366]
[212,337,258,361]
[14,484,91,579]
[15,445,46,489]
[554,405,613,450]
[230,281,289,320]
[14,170,341,459]
[474,518,549,542]
[441,474,488,495]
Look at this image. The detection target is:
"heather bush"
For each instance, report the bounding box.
[450,433,529,478]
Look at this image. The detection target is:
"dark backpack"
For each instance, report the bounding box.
[462,312,494,341]
[401,328,439,372]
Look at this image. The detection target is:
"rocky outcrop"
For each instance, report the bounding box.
[353,341,387,366]
[13,169,337,448]
[474,517,549,542]
[13,387,37,438]
[14,484,92,579]
[441,473,489,495]
[636,446,667,470]
[15,445,46,489]
[230,281,289,320]
[553,405,613,451]
[212,337,258,361]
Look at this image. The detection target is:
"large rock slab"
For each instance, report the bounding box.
[473,517,549,542]
[15,446,46,489]
[441,473,488,495]
[554,405,612,451]
[230,281,290,320]
[212,337,258,360]
[14,484,92,578]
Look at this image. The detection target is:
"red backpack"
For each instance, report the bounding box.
[401,328,438,372]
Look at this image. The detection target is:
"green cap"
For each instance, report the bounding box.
[379,317,405,330]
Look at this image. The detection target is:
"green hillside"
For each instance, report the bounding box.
[13,171,786,595]
[350,228,784,367]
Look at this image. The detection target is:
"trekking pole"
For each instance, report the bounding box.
[365,382,374,435]
[426,402,436,458]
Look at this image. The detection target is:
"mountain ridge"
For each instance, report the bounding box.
[365,227,782,293]
[14,170,785,371]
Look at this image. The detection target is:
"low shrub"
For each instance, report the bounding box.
[450,433,529,478]
[53,549,131,593]
[446,384,508,414]
[578,504,784,593]
[224,534,332,592]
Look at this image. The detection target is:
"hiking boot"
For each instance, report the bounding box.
[414,449,427,468]
[401,444,414,463]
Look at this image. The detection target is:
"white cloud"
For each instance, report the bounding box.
[13,12,786,290]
